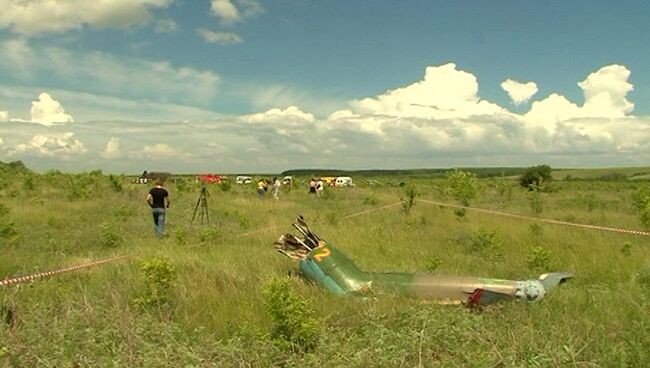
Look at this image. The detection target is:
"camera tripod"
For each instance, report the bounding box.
[191,183,210,224]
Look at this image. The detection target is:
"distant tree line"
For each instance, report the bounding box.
[282,167,529,178]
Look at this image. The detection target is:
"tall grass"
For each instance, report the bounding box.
[1,171,649,366]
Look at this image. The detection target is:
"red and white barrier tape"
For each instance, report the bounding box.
[418,199,650,237]
[1,201,403,287]
[0,256,129,288]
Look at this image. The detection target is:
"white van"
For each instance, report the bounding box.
[335,176,353,187]
[236,175,252,184]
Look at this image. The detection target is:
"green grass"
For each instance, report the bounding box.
[1,169,649,367]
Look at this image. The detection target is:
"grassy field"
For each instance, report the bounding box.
[1,164,649,367]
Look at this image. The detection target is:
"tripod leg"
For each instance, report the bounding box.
[203,197,209,224]
[191,193,202,224]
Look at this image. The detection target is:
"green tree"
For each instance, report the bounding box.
[446,169,479,206]
[519,165,552,190]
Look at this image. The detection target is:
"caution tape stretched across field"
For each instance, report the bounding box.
[0,202,403,288]
[418,199,650,237]
[8,198,643,289]
[0,256,129,288]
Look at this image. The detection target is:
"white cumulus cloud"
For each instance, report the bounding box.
[0,110,8,122]
[101,138,121,159]
[197,29,242,45]
[14,132,86,157]
[142,143,179,157]
[579,64,634,118]
[30,92,74,125]
[501,79,538,105]
[523,64,634,132]
[348,63,505,120]
[0,0,174,36]
[2,62,649,171]
[210,0,263,25]
[242,106,315,124]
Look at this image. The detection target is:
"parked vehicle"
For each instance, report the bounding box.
[335,176,353,187]
[236,175,253,184]
[197,174,226,184]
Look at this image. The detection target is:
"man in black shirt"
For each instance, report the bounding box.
[146,179,170,238]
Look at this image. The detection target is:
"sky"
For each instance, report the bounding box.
[1,0,650,173]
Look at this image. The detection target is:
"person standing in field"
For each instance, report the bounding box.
[309,178,317,194]
[257,178,267,199]
[146,179,170,238]
[272,177,281,200]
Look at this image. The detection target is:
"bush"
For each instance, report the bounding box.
[636,266,650,293]
[425,255,442,272]
[621,242,632,255]
[99,222,122,248]
[174,227,189,246]
[527,187,545,215]
[527,246,553,272]
[134,257,177,308]
[262,278,321,352]
[467,228,502,259]
[400,185,419,214]
[0,203,19,243]
[321,186,335,200]
[520,165,552,190]
[446,169,479,206]
[112,205,136,222]
[363,192,380,206]
[22,173,37,191]
[197,227,221,243]
[219,181,232,192]
[108,174,123,192]
[66,176,91,200]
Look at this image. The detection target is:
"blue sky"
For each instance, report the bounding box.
[1,0,650,173]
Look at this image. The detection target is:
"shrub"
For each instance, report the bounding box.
[400,185,419,214]
[112,205,136,222]
[99,222,122,248]
[0,203,8,218]
[174,227,189,246]
[454,208,467,221]
[446,169,479,206]
[219,181,232,192]
[638,197,650,228]
[493,177,513,201]
[620,242,632,255]
[108,174,123,192]
[197,227,221,243]
[0,220,19,241]
[467,228,502,259]
[529,224,544,238]
[66,176,91,200]
[0,203,19,243]
[22,173,36,191]
[363,192,380,206]
[519,165,552,190]
[636,266,650,293]
[262,278,321,352]
[321,186,335,200]
[238,215,250,228]
[527,246,553,272]
[134,257,176,308]
[425,255,442,272]
[527,186,545,215]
